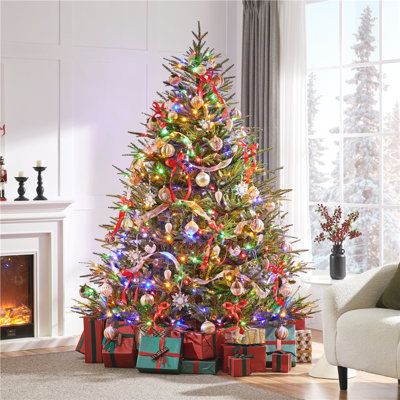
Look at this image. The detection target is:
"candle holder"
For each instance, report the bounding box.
[14,177,29,201]
[33,166,47,201]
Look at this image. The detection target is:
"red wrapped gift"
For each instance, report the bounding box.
[170,330,225,360]
[228,354,252,377]
[222,344,266,373]
[272,351,293,373]
[295,319,306,331]
[75,331,85,355]
[102,323,138,368]
[83,317,105,363]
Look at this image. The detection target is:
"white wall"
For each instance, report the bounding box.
[0,0,242,336]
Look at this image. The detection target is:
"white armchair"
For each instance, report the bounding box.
[323,264,400,390]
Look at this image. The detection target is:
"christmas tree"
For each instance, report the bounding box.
[74,24,314,334]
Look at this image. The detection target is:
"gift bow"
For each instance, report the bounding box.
[200,221,224,271]
[121,270,139,305]
[152,101,167,128]
[107,196,135,241]
[165,152,192,202]
[222,300,248,332]
[268,262,286,306]
[238,141,258,183]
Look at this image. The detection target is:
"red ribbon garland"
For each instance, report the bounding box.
[107,196,135,241]
[238,141,258,183]
[200,221,224,270]
[222,300,248,333]
[152,301,170,332]
[268,262,286,306]
[165,152,192,202]
[121,270,139,305]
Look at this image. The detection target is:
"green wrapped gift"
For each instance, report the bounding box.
[137,335,181,374]
[181,359,217,375]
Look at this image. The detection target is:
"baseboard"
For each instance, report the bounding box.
[0,335,80,353]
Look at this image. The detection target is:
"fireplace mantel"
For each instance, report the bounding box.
[0,199,75,352]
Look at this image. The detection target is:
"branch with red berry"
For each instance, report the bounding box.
[314,204,362,246]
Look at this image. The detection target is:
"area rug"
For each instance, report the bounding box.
[1,351,298,400]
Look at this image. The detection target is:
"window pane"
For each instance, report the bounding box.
[306,0,340,68]
[383,208,400,265]
[344,136,379,204]
[382,63,400,133]
[343,0,379,65]
[343,66,380,133]
[383,135,400,205]
[382,0,400,60]
[344,207,380,273]
[307,70,340,136]
[309,138,340,202]
[309,205,331,271]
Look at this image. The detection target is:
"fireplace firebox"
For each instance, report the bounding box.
[0,255,34,340]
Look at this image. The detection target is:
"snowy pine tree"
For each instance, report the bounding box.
[343,6,379,133]
[384,101,400,133]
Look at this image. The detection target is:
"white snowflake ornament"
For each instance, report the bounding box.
[172,292,189,310]
[235,181,249,197]
[127,249,140,263]
[144,192,156,208]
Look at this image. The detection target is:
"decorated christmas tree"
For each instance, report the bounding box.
[74,24,315,336]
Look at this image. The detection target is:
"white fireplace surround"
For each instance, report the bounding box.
[0,200,75,352]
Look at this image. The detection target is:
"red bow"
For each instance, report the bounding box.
[152,101,167,128]
[165,152,192,202]
[222,300,248,332]
[153,302,170,332]
[107,196,135,241]
[238,141,258,183]
[268,262,285,306]
[197,70,225,104]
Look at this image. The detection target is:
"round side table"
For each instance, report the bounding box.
[302,273,357,380]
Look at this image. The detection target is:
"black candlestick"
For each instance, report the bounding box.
[33,166,47,201]
[14,177,29,201]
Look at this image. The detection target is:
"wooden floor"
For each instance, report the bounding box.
[1,330,399,400]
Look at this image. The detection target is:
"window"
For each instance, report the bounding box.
[306,0,400,273]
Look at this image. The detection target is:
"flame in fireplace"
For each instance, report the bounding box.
[0,304,32,327]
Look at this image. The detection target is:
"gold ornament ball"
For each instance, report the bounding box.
[209,135,223,151]
[185,219,199,235]
[160,143,175,158]
[191,95,204,110]
[250,218,264,233]
[200,320,216,334]
[195,65,207,75]
[230,279,245,296]
[247,186,260,201]
[99,282,113,297]
[168,111,178,120]
[104,325,118,340]
[275,325,289,340]
[196,171,210,187]
[212,75,224,87]
[121,218,134,230]
[158,186,171,202]
[140,293,155,306]
[266,201,276,212]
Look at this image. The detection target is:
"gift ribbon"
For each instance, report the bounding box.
[222,300,247,332]
[230,354,253,376]
[165,152,192,202]
[237,141,258,183]
[107,196,135,241]
[153,302,170,332]
[138,336,180,370]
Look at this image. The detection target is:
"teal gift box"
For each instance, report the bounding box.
[181,359,217,374]
[265,325,296,367]
[137,335,181,374]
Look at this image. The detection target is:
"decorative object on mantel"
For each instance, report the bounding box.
[14,172,29,201]
[0,156,7,201]
[314,204,362,280]
[33,160,47,201]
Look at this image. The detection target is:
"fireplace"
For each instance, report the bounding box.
[0,254,34,340]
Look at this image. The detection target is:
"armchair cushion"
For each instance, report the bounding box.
[377,263,400,310]
[336,308,400,379]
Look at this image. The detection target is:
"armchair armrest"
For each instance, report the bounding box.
[323,264,397,365]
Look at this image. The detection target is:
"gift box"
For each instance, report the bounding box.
[296,330,312,363]
[265,325,296,367]
[83,317,106,363]
[102,323,138,368]
[228,354,252,377]
[75,332,85,355]
[170,330,224,360]
[222,344,266,373]
[295,319,306,331]
[225,328,265,345]
[271,351,293,373]
[181,359,217,374]
[137,335,181,373]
